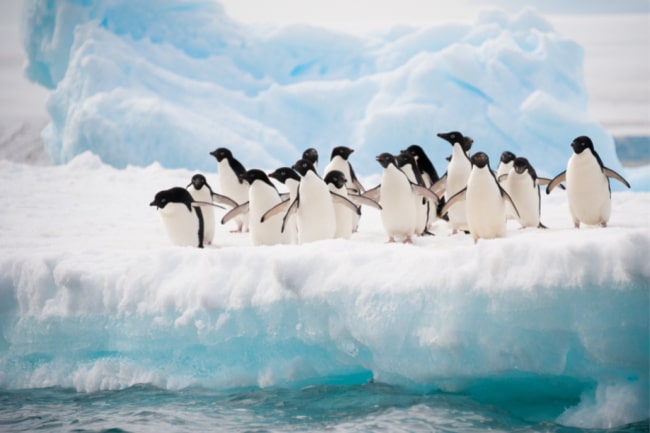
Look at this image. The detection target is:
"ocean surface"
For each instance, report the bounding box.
[2,382,648,433]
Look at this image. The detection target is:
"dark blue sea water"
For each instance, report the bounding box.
[1,382,648,433]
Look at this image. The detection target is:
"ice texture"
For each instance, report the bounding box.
[21,0,635,189]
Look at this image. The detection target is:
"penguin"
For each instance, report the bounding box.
[437,131,473,234]
[507,157,547,229]
[546,136,630,228]
[323,146,365,193]
[396,151,431,236]
[405,144,441,187]
[302,148,319,171]
[374,153,439,243]
[222,169,289,246]
[186,174,238,245]
[324,170,356,239]
[186,174,217,245]
[323,146,365,232]
[441,152,518,243]
[268,167,301,244]
[150,187,217,248]
[286,159,338,243]
[496,151,517,182]
[496,151,517,220]
[209,147,249,232]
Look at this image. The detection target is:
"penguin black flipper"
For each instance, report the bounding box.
[348,163,365,194]
[500,189,521,219]
[330,191,361,215]
[536,177,566,190]
[211,192,239,208]
[411,184,440,207]
[260,199,291,223]
[281,197,300,233]
[362,185,381,202]
[430,174,446,197]
[603,167,631,188]
[348,193,382,210]
[546,171,567,194]
[440,187,467,217]
[192,200,226,210]
[221,202,250,225]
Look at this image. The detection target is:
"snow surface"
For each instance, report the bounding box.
[0,152,648,429]
[20,0,648,190]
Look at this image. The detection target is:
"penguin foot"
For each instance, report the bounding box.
[403,236,413,244]
[386,237,396,243]
[601,222,608,228]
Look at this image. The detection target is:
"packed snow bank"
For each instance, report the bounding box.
[22,0,639,189]
[0,154,648,428]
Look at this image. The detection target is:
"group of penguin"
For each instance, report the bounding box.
[150,131,631,248]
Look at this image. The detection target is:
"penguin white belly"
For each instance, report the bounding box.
[445,159,471,231]
[566,154,610,226]
[508,174,540,228]
[466,170,506,240]
[248,183,288,246]
[187,185,215,244]
[328,184,354,239]
[158,203,200,247]
[297,176,336,243]
[380,167,416,240]
[217,160,249,230]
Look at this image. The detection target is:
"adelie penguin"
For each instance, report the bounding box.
[222,169,289,246]
[268,167,301,244]
[396,151,432,236]
[150,187,224,248]
[209,147,249,232]
[506,157,547,229]
[546,135,630,228]
[437,131,473,234]
[186,174,237,245]
[441,152,519,243]
[323,146,365,232]
[371,153,439,243]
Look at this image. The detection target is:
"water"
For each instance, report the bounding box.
[2,382,648,433]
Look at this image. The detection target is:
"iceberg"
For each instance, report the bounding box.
[0,154,648,429]
[22,0,636,189]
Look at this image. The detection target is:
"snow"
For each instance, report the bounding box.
[20,0,647,190]
[0,153,648,429]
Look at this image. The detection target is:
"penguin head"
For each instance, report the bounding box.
[396,151,416,168]
[513,157,538,179]
[405,144,425,161]
[470,152,490,170]
[330,146,354,161]
[269,167,300,184]
[571,136,594,155]
[240,169,273,187]
[190,174,207,190]
[150,187,194,211]
[376,152,396,169]
[293,158,317,177]
[324,170,347,189]
[500,151,516,165]
[462,136,474,152]
[302,148,319,166]
[437,131,465,146]
[209,147,232,162]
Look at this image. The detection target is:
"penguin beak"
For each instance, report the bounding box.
[149,200,157,207]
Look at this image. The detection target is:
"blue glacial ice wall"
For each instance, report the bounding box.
[22,0,627,183]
